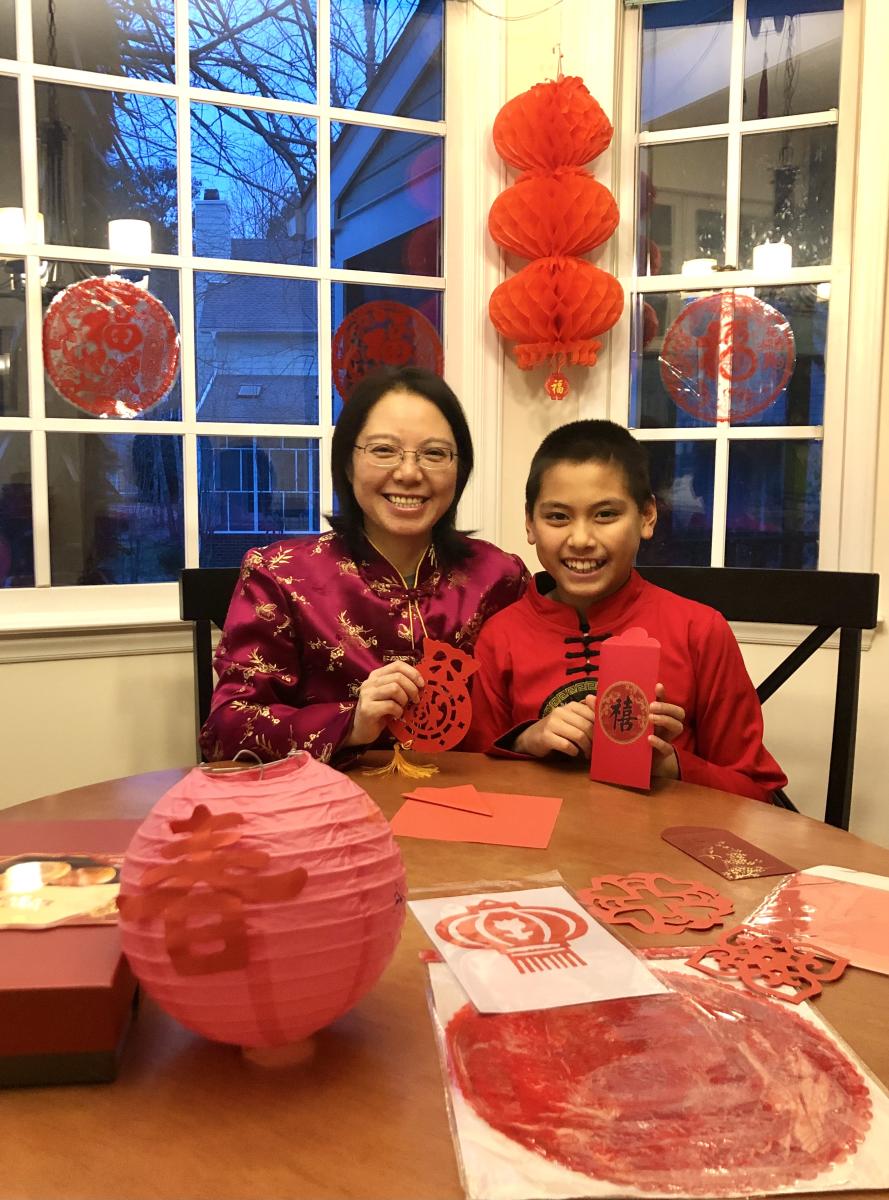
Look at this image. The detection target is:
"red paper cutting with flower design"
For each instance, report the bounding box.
[577,871,734,934]
[387,639,478,752]
[659,292,795,424]
[332,300,444,402]
[43,276,180,417]
[435,897,588,974]
[686,924,848,1005]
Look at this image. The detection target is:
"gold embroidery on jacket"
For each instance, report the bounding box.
[238,648,295,684]
[255,602,278,622]
[337,611,378,650]
[231,700,280,741]
[308,637,345,671]
[318,743,334,764]
[310,532,335,554]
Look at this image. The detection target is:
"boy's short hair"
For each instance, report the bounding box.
[525,420,653,512]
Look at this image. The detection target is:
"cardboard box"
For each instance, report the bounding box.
[0,820,140,1087]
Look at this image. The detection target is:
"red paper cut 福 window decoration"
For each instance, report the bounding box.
[331,299,444,402]
[43,276,180,417]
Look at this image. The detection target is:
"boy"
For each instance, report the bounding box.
[464,420,787,803]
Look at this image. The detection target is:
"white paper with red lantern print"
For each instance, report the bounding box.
[409,885,666,1013]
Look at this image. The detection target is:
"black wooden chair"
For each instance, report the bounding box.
[637,567,879,830]
[180,567,240,752]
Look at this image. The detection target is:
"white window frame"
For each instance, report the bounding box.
[0,0,507,635]
[565,0,887,580]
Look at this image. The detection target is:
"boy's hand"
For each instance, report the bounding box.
[514,695,596,759]
[649,682,685,779]
[345,661,424,747]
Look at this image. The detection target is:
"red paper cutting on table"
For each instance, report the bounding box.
[578,871,734,934]
[43,276,179,417]
[436,898,588,974]
[331,300,444,402]
[445,969,873,1196]
[686,924,848,1005]
[387,639,478,752]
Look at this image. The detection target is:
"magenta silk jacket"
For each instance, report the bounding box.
[200,530,528,764]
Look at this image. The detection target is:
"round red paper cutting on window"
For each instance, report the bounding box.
[447,970,872,1196]
[659,292,795,423]
[43,276,180,418]
[332,300,444,402]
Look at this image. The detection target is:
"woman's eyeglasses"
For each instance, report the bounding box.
[353,442,457,471]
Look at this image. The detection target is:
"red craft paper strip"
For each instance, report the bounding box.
[589,627,659,790]
[402,785,494,817]
[390,791,562,849]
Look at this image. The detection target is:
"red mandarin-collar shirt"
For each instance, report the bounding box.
[200,530,528,765]
[464,570,788,803]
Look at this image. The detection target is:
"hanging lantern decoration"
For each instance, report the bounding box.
[488,76,623,399]
[43,276,179,418]
[117,754,406,1049]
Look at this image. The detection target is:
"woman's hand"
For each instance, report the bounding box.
[648,683,686,779]
[514,696,597,759]
[344,661,425,748]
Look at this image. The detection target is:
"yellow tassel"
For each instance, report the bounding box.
[362,741,439,779]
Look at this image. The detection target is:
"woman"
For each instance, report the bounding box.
[200,367,528,764]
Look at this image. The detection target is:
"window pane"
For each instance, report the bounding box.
[638,141,727,275]
[631,290,715,429]
[190,0,315,101]
[740,126,837,268]
[331,282,442,416]
[0,268,27,417]
[730,284,826,427]
[743,4,843,121]
[0,432,33,587]
[640,1,732,133]
[0,76,22,209]
[192,107,316,266]
[637,440,715,567]
[36,83,177,252]
[332,124,441,273]
[197,435,320,567]
[331,0,443,120]
[195,273,318,424]
[47,432,184,584]
[32,0,174,81]
[726,439,821,568]
[42,261,182,421]
[0,3,15,58]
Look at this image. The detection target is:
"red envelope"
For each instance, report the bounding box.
[589,627,660,790]
[402,785,494,817]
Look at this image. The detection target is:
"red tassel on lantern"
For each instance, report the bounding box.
[488,168,619,260]
[489,257,624,369]
[493,76,613,171]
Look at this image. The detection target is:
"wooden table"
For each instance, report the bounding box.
[2,753,888,1200]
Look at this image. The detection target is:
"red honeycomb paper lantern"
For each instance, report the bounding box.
[117,754,406,1049]
[489,257,624,369]
[489,168,619,260]
[493,75,613,171]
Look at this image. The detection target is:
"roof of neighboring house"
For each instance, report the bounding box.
[199,274,316,333]
[199,373,319,424]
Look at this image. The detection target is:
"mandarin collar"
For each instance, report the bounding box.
[357,536,437,593]
[528,569,645,631]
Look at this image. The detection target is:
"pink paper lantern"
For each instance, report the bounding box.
[117,754,406,1048]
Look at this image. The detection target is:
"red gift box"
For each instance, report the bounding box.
[0,820,139,1087]
[590,628,660,790]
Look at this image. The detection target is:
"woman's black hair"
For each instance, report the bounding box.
[328,366,475,565]
[525,420,653,512]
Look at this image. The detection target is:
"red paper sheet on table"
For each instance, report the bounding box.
[403,785,494,816]
[391,790,562,848]
[589,627,659,790]
[744,866,889,976]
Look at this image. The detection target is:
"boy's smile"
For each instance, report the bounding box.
[525,460,657,613]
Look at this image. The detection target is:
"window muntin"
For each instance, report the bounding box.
[0,431,33,586]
